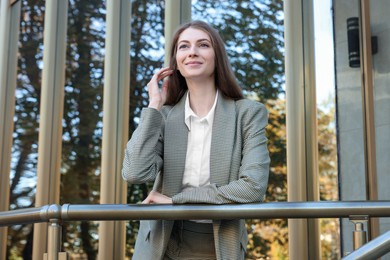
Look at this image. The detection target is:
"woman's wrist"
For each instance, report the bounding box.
[148,101,163,110]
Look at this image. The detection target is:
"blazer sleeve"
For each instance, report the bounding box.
[172,102,270,204]
[121,108,164,184]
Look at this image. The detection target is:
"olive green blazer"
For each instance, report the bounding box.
[122,92,270,260]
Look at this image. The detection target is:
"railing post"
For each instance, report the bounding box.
[350,215,368,250]
[45,219,62,260]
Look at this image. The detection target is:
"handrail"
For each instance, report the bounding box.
[1,200,390,226]
[342,229,390,259]
[1,200,390,259]
[0,205,59,226]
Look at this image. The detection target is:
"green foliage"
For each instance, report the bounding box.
[192,1,287,259]
[193,0,285,101]
[9,0,288,258]
[317,103,340,259]
[60,1,106,258]
[9,0,107,258]
[124,1,166,256]
[7,0,44,258]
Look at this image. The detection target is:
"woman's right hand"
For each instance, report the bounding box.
[147,67,173,110]
[142,190,172,204]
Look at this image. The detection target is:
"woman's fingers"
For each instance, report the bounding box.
[150,67,172,85]
[141,191,172,204]
[147,67,173,110]
[141,196,151,204]
[156,67,173,81]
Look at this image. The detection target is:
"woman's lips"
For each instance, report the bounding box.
[185,61,202,65]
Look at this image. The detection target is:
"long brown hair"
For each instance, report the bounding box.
[165,20,244,105]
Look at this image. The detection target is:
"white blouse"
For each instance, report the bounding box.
[182,91,218,193]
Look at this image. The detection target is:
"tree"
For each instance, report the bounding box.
[7,0,44,258]
[244,98,288,259]
[125,1,165,256]
[317,100,340,260]
[9,0,288,258]
[193,0,285,101]
[9,0,106,258]
[192,1,287,259]
[60,1,106,258]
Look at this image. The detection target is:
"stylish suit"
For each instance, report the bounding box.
[122,92,270,260]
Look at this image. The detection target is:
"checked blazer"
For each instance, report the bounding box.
[122,92,270,260]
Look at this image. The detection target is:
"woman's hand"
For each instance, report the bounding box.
[142,190,173,204]
[147,67,173,110]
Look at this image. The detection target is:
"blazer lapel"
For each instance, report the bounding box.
[210,94,236,186]
[163,93,237,195]
[163,95,188,197]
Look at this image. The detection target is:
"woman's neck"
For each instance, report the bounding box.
[186,79,217,118]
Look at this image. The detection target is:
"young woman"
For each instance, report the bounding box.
[122,20,270,260]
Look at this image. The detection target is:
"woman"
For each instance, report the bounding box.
[122,20,270,260]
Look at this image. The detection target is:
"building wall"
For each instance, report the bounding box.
[370,0,390,244]
[334,0,390,257]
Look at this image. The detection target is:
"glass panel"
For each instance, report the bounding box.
[192,1,286,259]
[125,1,165,258]
[314,1,340,258]
[60,1,106,258]
[370,0,390,239]
[7,0,44,257]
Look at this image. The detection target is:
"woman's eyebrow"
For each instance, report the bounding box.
[178,38,211,44]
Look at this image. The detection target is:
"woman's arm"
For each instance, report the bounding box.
[122,67,172,184]
[121,108,164,184]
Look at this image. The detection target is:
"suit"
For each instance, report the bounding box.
[122,92,270,260]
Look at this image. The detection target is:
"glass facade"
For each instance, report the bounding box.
[1,0,390,259]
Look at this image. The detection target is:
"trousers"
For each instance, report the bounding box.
[164,220,217,260]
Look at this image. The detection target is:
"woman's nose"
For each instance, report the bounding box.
[188,46,198,57]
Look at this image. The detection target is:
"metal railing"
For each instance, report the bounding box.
[1,201,390,259]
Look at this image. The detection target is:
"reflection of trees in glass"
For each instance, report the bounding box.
[8,0,44,258]
[128,0,287,258]
[125,1,165,256]
[318,102,340,260]
[8,0,338,258]
[9,0,107,258]
[193,0,285,101]
[193,1,286,259]
[60,1,106,259]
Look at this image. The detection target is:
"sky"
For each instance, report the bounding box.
[314,0,335,105]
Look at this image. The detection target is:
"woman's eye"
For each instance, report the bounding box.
[199,43,209,48]
[178,44,188,49]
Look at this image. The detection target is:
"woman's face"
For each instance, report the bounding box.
[175,27,215,81]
